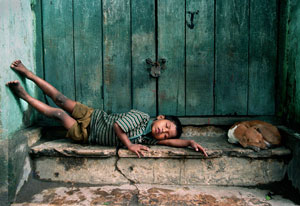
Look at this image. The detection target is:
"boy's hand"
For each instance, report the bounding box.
[189,140,208,157]
[128,144,149,158]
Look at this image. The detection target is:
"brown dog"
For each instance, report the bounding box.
[227,120,281,151]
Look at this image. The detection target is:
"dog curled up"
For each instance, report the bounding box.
[227,120,282,151]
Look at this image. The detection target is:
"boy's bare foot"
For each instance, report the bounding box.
[10,60,33,79]
[6,80,29,100]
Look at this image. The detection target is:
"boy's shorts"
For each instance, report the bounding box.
[66,102,94,143]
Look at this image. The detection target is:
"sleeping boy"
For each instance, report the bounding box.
[6,60,207,157]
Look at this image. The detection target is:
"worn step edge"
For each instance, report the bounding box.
[118,146,291,158]
[30,139,291,159]
[12,184,297,206]
[30,139,116,157]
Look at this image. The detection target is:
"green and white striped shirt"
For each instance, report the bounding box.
[88,109,158,146]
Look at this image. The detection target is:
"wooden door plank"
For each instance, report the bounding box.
[132,0,156,116]
[74,0,103,109]
[158,0,185,116]
[186,0,214,116]
[215,0,249,115]
[103,0,131,113]
[32,0,44,101]
[248,0,277,115]
[42,0,75,107]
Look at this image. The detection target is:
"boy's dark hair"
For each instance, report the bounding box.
[164,115,183,139]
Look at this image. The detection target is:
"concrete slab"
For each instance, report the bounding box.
[33,157,129,185]
[29,129,291,186]
[117,156,287,186]
[30,139,116,157]
[31,133,291,159]
[12,184,297,206]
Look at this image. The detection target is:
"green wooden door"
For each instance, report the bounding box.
[41,0,277,117]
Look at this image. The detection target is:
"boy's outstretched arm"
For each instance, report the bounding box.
[157,139,208,157]
[113,123,149,158]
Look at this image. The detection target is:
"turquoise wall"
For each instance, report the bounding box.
[0,0,39,204]
[278,0,300,128]
[0,0,38,138]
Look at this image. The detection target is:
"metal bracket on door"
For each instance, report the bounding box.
[146,58,166,78]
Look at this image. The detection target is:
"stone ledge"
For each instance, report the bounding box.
[20,126,43,147]
[30,136,291,159]
[118,145,291,159]
[29,136,291,186]
[30,139,116,157]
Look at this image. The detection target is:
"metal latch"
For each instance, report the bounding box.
[146,58,166,78]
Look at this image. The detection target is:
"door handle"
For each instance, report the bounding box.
[146,58,166,78]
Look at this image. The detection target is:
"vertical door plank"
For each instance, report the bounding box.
[74,0,103,109]
[215,0,249,115]
[132,0,156,116]
[43,0,75,106]
[103,0,131,113]
[158,0,185,116]
[33,0,44,101]
[249,0,277,115]
[186,0,214,115]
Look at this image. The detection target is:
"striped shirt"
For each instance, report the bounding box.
[88,109,158,146]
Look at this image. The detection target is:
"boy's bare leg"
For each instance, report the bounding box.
[6,80,76,129]
[10,60,76,114]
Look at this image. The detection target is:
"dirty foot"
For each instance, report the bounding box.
[6,80,29,100]
[10,60,33,78]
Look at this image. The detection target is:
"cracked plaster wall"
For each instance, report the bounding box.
[0,0,42,205]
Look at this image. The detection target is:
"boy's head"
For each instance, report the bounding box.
[151,115,183,140]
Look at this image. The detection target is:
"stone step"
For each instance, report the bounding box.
[12,184,297,206]
[29,129,291,186]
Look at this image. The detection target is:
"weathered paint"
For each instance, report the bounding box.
[249,0,277,115]
[158,0,185,116]
[278,0,300,127]
[0,0,37,139]
[103,0,131,113]
[277,0,300,193]
[132,0,156,116]
[40,0,279,117]
[74,0,103,109]
[0,140,8,205]
[0,0,40,204]
[186,0,214,115]
[215,0,249,115]
[43,0,75,107]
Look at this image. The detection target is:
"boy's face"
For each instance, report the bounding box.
[151,115,177,140]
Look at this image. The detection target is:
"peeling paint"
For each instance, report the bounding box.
[279,0,300,128]
[16,157,31,195]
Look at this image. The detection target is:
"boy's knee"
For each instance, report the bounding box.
[55,93,68,105]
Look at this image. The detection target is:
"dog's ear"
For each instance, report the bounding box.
[255,124,281,145]
[238,135,249,148]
